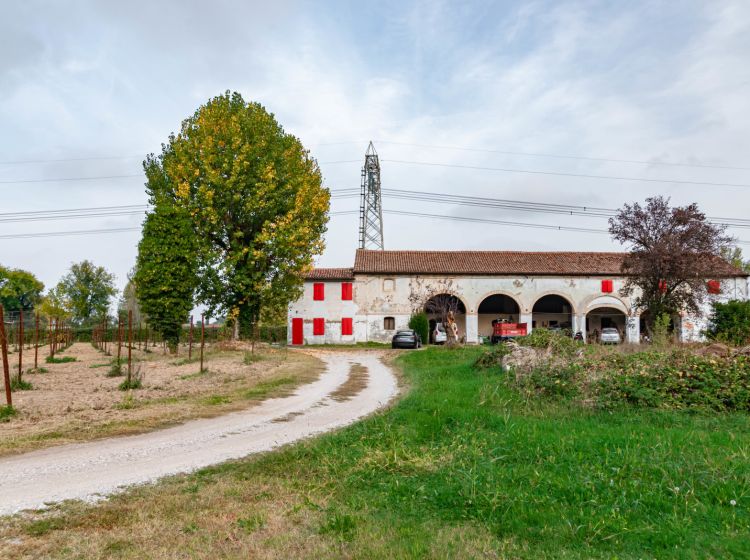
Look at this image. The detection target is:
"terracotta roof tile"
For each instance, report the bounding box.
[351,249,747,277]
[304,267,354,280]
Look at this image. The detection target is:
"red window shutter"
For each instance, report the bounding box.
[707,280,721,294]
[601,279,613,293]
[313,318,325,335]
[341,317,353,336]
[341,282,353,301]
[658,280,667,293]
[313,283,325,301]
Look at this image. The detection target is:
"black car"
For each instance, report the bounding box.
[391,329,422,349]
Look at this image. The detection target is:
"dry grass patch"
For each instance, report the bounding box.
[0,469,349,560]
[0,343,323,456]
[329,363,369,402]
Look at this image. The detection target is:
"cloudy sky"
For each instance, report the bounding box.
[2,0,749,297]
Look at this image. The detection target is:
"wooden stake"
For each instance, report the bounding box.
[188,315,193,360]
[17,309,23,381]
[34,312,39,369]
[200,314,205,373]
[117,316,123,363]
[127,310,133,382]
[0,306,12,407]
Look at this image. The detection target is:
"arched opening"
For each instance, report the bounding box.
[532,295,573,333]
[639,310,681,343]
[424,293,466,344]
[586,307,626,342]
[478,294,521,339]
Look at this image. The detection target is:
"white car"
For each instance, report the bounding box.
[600,327,621,344]
[432,322,447,344]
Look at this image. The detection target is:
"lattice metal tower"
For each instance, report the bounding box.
[358,141,384,250]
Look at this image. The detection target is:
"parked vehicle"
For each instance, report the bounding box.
[600,327,621,344]
[573,331,584,341]
[490,320,528,344]
[432,323,447,345]
[391,329,422,349]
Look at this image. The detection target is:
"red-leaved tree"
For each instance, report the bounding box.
[608,196,734,333]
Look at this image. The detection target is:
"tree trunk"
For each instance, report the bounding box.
[238,300,260,340]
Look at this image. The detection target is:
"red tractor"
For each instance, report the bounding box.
[490,319,528,344]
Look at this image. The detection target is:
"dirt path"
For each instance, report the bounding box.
[0,351,398,516]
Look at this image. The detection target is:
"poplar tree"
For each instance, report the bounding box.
[135,160,197,351]
[146,91,329,338]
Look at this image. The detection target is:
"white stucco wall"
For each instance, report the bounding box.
[288,273,749,345]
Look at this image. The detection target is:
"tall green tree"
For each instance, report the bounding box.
[721,247,750,274]
[55,261,117,325]
[0,265,44,313]
[147,91,329,338]
[135,198,197,351]
[38,285,71,321]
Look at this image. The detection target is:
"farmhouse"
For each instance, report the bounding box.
[288,249,749,345]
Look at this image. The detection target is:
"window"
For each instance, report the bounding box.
[383,279,395,292]
[601,279,613,293]
[707,280,721,294]
[384,316,395,330]
[341,317,353,336]
[341,282,353,300]
[313,318,325,335]
[313,283,325,301]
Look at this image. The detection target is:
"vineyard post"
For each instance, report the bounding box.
[200,314,205,373]
[1,306,12,407]
[48,318,53,358]
[127,310,133,382]
[34,312,39,369]
[17,309,23,381]
[117,316,122,363]
[188,315,193,360]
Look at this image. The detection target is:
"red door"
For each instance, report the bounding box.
[292,318,303,345]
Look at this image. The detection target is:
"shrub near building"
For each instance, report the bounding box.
[706,300,750,346]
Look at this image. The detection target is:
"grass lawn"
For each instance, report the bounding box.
[2,346,749,559]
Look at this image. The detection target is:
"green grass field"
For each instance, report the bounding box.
[3,346,749,559]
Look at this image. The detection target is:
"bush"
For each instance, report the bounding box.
[706,300,750,346]
[473,344,512,369]
[595,350,750,411]
[517,328,580,357]
[408,312,429,346]
[517,349,750,412]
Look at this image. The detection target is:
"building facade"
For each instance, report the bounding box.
[288,249,749,345]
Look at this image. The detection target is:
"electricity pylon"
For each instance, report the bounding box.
[358,141,384,250]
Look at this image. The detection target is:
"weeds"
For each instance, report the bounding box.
[107,359,124,377]
[11,376,33,391]
[243,351,264,364]
[0,405,17,422]
[236,514,265,533]
[46,355,76,364]
[118,378,142,391]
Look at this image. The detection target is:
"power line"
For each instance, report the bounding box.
[0,161,361,185]
[0,174,143,185]
[3,188,750,232]
[382,159,750,189]
[375,141,750,172]
[2,210,749,246]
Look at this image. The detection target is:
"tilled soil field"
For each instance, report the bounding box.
[0,342,322,456]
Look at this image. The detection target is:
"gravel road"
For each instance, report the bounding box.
[0,351,398,516]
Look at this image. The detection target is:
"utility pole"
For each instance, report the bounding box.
[358,141,384,250]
